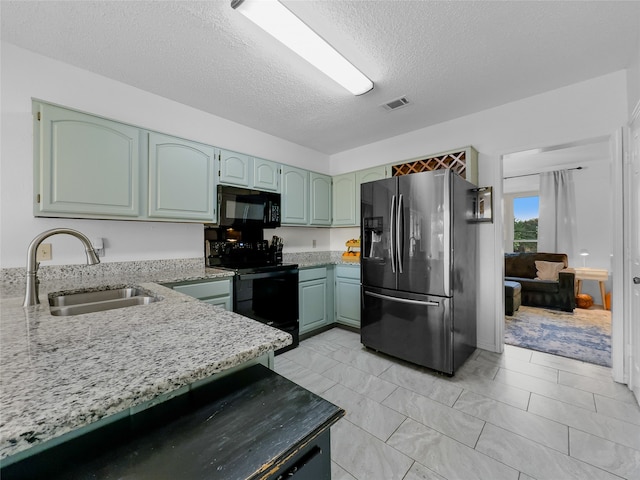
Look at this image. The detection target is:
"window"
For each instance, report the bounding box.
[513,196,539,252]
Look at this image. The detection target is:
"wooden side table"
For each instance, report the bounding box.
[574,267,609,310]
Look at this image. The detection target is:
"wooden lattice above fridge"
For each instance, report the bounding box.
[391,146,478,185]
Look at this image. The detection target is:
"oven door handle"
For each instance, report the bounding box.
[237,270,298,281]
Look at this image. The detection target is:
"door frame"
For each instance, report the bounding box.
[496,133,625,383]
[625,101,640,400]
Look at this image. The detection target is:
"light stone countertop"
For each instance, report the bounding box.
[284,251,360,269]
[0,262,291,462]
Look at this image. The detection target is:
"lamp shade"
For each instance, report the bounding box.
[579,249,589,256]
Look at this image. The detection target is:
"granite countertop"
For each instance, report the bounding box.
[284,251,360,269]
[0,262,291,462]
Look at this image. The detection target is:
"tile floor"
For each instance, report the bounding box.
[275,328,640,480]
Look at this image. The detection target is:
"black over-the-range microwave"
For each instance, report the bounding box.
[217,185,281,228]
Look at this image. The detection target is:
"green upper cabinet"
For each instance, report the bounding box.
[218,149,250,187]
[281,165,309,225]
[332,166,389,226]
[148,133,216,221]
[309,172,332,226]
[252,157,280,192]
[355,165,389,223]
[36,103,141,217]
[218,151,280,192]
[332,173,356,226]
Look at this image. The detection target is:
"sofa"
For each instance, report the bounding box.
[505,252,576,312]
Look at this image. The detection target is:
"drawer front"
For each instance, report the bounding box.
[173,279,231,299]
[299,267,327,282]
[336,265,360,280]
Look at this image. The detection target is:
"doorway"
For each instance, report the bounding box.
[501,137,614,367]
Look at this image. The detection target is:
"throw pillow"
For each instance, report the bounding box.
[534,261,565,281]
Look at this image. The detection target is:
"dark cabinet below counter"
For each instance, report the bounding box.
[1,365,344,480]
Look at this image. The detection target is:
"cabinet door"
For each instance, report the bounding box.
[332,173,357,226]
[37,103,141,217]
[336,266,361,328]
[355,166,389,223]
[281,165,309,225]
[309,172,332,225]
[252,157,280,192]
[148,133,215,221]
[299,278,328,334]
[219,150,250,187]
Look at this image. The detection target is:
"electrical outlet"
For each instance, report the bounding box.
[36,243,52,261]
[312,239,317,248]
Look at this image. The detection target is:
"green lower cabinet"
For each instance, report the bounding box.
[335,265,361,328]
[299,267,331,335]
[166,278,232,311]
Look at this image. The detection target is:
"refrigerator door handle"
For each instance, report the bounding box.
[397,193,404,273]
[390,194,397,273]
[365,291,439,307]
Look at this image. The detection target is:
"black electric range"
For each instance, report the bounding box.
[217,262,299,355]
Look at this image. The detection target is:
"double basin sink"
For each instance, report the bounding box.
[49,287,160,316]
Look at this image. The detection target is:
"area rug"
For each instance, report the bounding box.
[505,305,612,367]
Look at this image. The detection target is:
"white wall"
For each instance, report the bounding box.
[329,71,629,352]
[0,43,329,268]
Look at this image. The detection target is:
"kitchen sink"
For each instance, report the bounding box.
[49,287,160,316]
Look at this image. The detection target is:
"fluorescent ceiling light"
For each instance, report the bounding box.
[231,0,373,96]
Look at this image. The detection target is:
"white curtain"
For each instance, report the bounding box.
[538,170,577,259]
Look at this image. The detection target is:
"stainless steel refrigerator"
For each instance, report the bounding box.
[360,169,477,375]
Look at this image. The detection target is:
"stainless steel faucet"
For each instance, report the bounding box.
[23,228,100,307]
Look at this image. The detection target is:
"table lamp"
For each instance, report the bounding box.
[579,249,589,267]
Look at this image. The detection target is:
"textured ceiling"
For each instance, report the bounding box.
[2,1,639,155]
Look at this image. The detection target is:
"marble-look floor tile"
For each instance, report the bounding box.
[281,344,340,374]
[453,390,568,453]
[450,368,531,410]
[558,370,637,403]
[570,427,640,479]
[331,419,413,480]
[503,344,534,362]
[494,368,596,411]
[475,351,559,383]
[322,363,398,403]
[330,346,396,376]
[383,387,485,447]
[454,357,500,380]
[403,461,447,480]
[322,383,406,441]
[476,423,620,480]
[299,335,344,356]
[332,461,357,480]
[530,350,612,381]
[528,393,640,451]
[274,359,336,395]
[317,328,362,350]
[594,393,640,426]
[380,363,463,407]
[388,418,518,480]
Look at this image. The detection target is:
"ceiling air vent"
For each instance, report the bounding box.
[381,96,410,111]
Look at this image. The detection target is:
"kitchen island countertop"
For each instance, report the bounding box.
[0,264,291,463]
